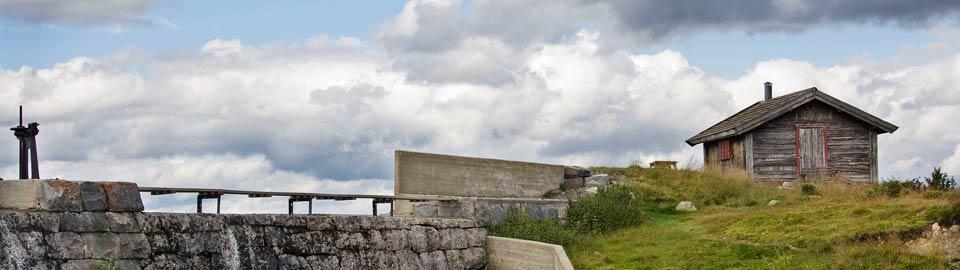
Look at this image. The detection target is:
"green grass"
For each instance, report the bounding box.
[699,200,938,247]
[562,167,957,269]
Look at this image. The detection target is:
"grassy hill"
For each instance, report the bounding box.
[491,167,960,269]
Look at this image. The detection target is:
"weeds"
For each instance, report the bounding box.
[567,185,646,234]
[491,185,647,245]
[489,209,577,246]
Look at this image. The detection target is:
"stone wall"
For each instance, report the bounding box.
[0,180,489,270]
[0,212,487,270]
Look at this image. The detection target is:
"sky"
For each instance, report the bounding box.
[2,0,960,214]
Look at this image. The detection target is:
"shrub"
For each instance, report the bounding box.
[925,167,957,191]
[903,178,925,191]
[801,184,817,195]
[923,202,960,225]
[489,209,578,246]
[879,181,903,198]
[567,185,647,234]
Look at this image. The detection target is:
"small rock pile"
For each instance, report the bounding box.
[906,222,960,264]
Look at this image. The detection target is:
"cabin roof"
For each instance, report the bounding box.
[685,87,898,146]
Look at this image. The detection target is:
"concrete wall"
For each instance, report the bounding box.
[395,150,566,198]
[395,199,569,227]
[485,236,573,270]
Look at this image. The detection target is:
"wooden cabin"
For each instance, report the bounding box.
[685,83,898,182]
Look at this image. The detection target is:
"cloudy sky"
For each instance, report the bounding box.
[2,0,960,213]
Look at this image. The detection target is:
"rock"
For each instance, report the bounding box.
[308,256,339,269]
[585,174,611,187]
[106,212,142,233]
[39,180,83,212]
[564,166,591,178]
[561,177,585,190]
[466,228,486,248]
[46,232,85,259]
[334,216,362,232]
[82,233,121,259]
[460,247,486,270]
[103,182,144,212]
[335,232,367,250]
[340,252,359,269]
[79,182,108,212]
[950,225,959,232]
[445,249,464,270]
[408,226,439,252]
[381,229,407,251]
[14,231,46,258]
[676,201,697,212]
[115,260,142,270]
[778,181,794,189]
[933,223,942,232]
[396,250,423,270]
[419,250,448,270]
[767,200,780,206]
[60,260,97,270]
[279,254,308,269]
[582,187,599,195]
[362,250,398,269]
[117,233,151,259]
[61,212,110,232]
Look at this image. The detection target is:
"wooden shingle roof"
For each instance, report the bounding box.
[685,87,898,146]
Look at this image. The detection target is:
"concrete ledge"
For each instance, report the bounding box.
[0,180,142,212]
[486,236,574,270]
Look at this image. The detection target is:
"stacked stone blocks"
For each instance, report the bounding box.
[0,180,488,269]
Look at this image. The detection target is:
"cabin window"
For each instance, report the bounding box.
[718,139,733,160]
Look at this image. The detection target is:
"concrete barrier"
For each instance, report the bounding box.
[394,150,566,198]
[485,236,574,270]
[395,198,569,226]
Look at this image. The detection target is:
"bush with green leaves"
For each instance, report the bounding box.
[566,185,647,234]
[878,180,903,198]
[489,209,577,246]
[924,202,960,225]
[925,167,956,191]
[903,178,925,191]
[801,184,817,195]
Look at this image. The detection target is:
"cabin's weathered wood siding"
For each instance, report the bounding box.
[748,100,877,182]
[703,135,746,170]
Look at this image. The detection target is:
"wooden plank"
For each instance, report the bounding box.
[745,132,754,175]
[871,129,878,182]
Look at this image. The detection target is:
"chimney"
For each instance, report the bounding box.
[764,82,773,101]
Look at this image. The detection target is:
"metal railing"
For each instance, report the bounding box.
[139,186,568,215]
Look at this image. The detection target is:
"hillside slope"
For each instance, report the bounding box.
[495,167,960,269]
